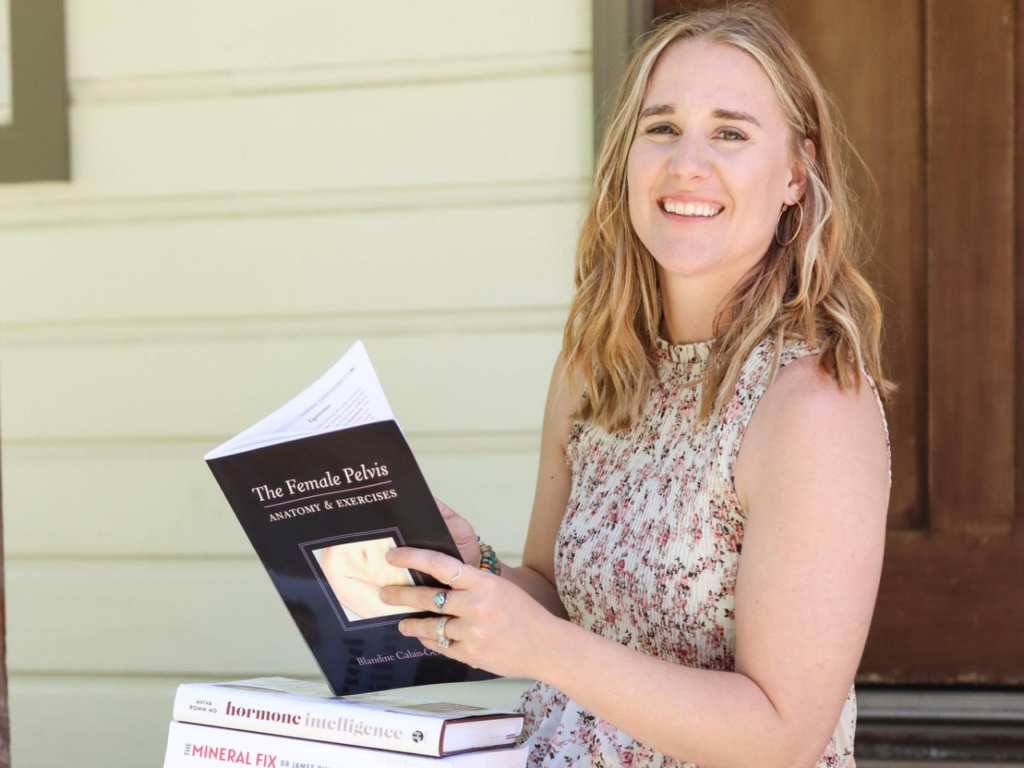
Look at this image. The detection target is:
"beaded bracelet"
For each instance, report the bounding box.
[476,535,502,576]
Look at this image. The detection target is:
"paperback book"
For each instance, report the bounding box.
[172,677,524,757]
[205,341,494,695]
[163,720,527,768]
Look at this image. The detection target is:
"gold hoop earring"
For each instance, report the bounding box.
[775,199,803,247]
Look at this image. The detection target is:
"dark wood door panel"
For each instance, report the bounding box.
[648,0,1023,683]
[927,0,1016,535]
[656,0,927,530]
[769,0,927,534]
[862,533,1024,684]
[1018,0,1024,539]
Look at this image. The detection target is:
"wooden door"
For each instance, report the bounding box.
[652,0,1024,685]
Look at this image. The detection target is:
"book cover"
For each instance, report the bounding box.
[172,677,524,757]
[163,720,528,768]
[205,341,494,695]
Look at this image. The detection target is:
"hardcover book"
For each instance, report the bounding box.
[164,720,527,768]
[172,677,524,757]
[205,341,494,695]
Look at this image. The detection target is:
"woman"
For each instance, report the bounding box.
[379,3,893,767]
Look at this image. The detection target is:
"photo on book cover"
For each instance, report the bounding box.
[303,528,421,628]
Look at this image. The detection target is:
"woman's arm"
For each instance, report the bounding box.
[388,356,887,768]
[529,358,890,768]
[500,351,575,619]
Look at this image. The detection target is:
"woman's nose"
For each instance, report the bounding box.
[667,133,712,179]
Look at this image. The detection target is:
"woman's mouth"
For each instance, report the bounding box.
[658,199,724,220]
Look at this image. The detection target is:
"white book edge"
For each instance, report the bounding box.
[205,340,397,461]
[172,679,523,757]
[163,721,528,768]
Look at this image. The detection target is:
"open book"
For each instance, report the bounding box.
[205,341,495,695]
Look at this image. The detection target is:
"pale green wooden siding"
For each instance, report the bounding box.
[0,1,592,765]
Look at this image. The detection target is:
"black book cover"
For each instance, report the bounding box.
[205,343,495,695]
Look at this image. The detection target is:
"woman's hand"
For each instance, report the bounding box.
[434,497,481,568]
[320,538,417,619]
[378,546,562,679]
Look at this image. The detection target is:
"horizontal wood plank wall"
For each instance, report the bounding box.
[0,202,584,321]
[0,1,593,765]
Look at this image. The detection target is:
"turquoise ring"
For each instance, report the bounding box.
[432,590,450,612]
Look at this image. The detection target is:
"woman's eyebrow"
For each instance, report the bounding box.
[712,107,762,128]
[637,103,762,128]
[638,103,675,120]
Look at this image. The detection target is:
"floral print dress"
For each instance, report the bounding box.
[517,334,891,768]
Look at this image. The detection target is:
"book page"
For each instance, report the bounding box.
[205,341,396,459]
[213,677,337,698]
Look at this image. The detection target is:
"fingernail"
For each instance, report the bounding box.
[385,549,397,563]
[397,620,406,634]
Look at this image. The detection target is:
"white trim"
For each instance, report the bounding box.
[71,51,592,105]
[0,306,568,347]
[0,177,590,228]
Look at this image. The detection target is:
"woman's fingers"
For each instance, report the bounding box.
[399,615,462,644]
[434,498,481,567]
[379,584,461,614]
[385,546,477,589]
[401,616,486,670]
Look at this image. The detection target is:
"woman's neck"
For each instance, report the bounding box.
[659,282,722,344]
[657,261,749,344]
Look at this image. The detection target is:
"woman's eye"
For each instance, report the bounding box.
[646,124,676,135]
[644,124,746,141]
[716,128,747,141]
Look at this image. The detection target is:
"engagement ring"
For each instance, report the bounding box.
[435,616,452,648]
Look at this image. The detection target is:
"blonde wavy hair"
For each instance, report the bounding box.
[564,0,896,431]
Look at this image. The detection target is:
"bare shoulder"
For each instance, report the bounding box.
[520,349,578,583]
[734,353,890,513]
[544,349,578,452]
[731,354,891,755]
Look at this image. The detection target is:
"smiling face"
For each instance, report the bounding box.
[627,38,806,289]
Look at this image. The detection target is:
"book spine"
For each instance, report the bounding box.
[171,685,444,757]
[162,722,523,768]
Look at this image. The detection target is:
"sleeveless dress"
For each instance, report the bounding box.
[516,333,892,768]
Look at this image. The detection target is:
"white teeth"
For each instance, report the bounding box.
[662,200,722,217]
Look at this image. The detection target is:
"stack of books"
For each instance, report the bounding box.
[172,345,528,763]
[161,677,528,767]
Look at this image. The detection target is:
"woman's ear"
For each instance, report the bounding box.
[803,137,817,164]
[789,137,816,203]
